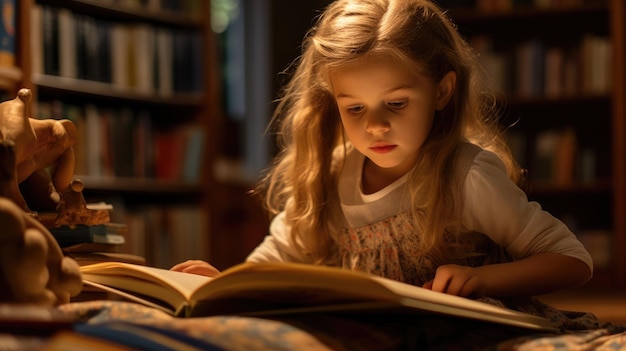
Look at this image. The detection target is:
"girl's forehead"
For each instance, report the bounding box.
[329,53,426,77]
[329,57,436,97]
[329,55,426,83]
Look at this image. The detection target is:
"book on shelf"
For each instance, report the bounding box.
[530,127,586,186]
[79,261,558,332]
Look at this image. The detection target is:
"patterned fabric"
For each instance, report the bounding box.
[336,212,504,287]
[54,301,626,350]
[4,300,625,350]
[335,143,498,286]
[58,301,395,350]
[335,209,622,333]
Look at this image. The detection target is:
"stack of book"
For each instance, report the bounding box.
[51,222,145,267]
[46,208,146,303]
[37,194,145,267]
[50,222,126,248]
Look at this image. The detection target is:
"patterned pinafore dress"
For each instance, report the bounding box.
[333,143,615,331]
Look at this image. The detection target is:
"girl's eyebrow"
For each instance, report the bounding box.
[335,92,353,99]
[335,85,414,99]
[384,85,414,94]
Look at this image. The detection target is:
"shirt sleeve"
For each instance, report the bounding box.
[462,150,593,273]
[245,211,314,264]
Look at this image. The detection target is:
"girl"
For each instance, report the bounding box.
[174,0,592,305]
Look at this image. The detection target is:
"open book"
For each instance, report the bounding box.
[79,261,557,332]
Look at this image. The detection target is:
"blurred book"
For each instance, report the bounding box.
[50,224,127,248]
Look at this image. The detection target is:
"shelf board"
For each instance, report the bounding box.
[34,74,204,107]
[449,3,609,38]
[78,175,204,195]
[37,0,204,28]
[0,65,22,90]
[449,3,608,24]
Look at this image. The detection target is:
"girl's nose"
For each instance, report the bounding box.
[366,113,390,135]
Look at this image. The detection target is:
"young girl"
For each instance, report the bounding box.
[174,0,592,309]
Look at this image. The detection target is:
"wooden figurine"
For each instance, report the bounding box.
[0,141,81,306]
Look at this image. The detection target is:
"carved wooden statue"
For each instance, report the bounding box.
[0,88,112,306]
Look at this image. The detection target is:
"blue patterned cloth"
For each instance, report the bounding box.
[4,300,625,350]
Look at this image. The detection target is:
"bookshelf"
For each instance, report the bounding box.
[439,0,625,290]
[13,0,220,269]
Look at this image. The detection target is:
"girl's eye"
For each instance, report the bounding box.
[347,105,364,114]
[387,101,407,109]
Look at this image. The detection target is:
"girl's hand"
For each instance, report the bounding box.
[422,264,486,298]
[170,260,221,277]
[423,254,591,298]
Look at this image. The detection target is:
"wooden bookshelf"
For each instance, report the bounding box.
[442,0,625,290]
[11,0,220,269]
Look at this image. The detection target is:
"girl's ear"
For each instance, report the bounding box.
[436,71,457,110]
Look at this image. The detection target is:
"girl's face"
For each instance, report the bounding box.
[332,57,456,184]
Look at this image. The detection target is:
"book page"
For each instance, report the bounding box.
[80,262,212,301]
[82,280,178,315]
[371,276,526,318]
[199,262,555,331]
[194,262,396,304]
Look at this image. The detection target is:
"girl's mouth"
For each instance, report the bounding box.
[370,145,397,154]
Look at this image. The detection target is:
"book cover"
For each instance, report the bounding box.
[42,5,59,76]
[30,4,44,75]
[155,27,173,96]
[50,224,125,247]
[79,261,558,332]
[132,23,156,94]
[110,22,130,89]
[57,8,76,78]
[182,126,205,182]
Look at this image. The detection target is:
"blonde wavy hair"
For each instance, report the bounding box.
[257,0,523,263]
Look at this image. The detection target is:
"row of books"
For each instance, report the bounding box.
[38,100,205,181]
[506,127,599,187]
[472,34,611,99]
[32,4,203,95]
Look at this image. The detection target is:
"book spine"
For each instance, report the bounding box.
[0,0,16,67]
[50,225,108,247]
[42,5,59,76]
